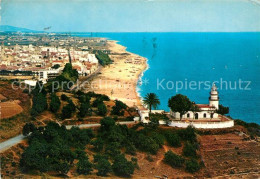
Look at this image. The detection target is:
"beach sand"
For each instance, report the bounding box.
[83,40,147,109]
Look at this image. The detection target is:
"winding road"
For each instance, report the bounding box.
[0,121,136,153]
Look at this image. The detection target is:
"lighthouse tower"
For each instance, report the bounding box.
[209,83,219,110]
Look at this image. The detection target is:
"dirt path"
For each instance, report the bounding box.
[156,145,169,166]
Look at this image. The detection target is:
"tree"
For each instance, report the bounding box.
[78,103,91,117]
[62,104,73,119]
[49,93,61,113]
[190,102,201,119]
[100,117,115,132]
[62,63,78,82]
[61,94,68,101]
[22,123,36,136]
[168,94,192,120]
[97,102,107,116]
[183,142,197,158]
[112,154,134,177]
[185,159,200,173]
[165,131,181,147]
[143,93,160,113]
[96,158,112,176]
[177,125,197,142]
[163,150,185,168]
[31,92,48,116]
[76,157,93,175]
[61,100,76,119]
[91,138,104,152]
[217,104,229,115]
[111,100,127,116]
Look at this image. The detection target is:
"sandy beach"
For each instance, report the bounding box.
[83,40,147,109]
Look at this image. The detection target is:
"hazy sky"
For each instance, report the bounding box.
[1,0,260,32]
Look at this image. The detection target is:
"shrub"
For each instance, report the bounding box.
[125,142,137,156]
[22,123,36,136]
[111,100,127,116]
[177,125,197,143]
[76,157,92,175]
[145,154,154,162]
[49,93,61,113]
[31,93,48,116]
[112,154,134,177]
[61,94,68,101]
[185,159,200,173]
[92,98,103,107]
[163,150,185,168]
[151,132,165,147]
[165,131,181,147]
[78,103,91,117]
[100,117,115,132]
[97,102,107,116]
[183,142,197,158]
[93,153,109,163]
[91,138,104,152]
[134,133,159,154]
[96,158,112,176]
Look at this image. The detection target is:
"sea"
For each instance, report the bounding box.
[75,33,260,124]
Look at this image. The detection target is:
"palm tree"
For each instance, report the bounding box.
[143,93,160,113]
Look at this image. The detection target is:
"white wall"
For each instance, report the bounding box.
[168,120,234,129]
[170,110,218,119]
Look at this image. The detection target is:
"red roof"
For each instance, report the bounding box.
[197,104,211,108]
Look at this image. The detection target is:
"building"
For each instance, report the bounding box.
[35,68,61,83]
[170,84,219,120]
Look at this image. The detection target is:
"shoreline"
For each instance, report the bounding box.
[84,40,148,109]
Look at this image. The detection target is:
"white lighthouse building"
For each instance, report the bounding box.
[209,83,219,110]
[170,84,219,120]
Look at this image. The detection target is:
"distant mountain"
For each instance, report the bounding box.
[0,25,43,33]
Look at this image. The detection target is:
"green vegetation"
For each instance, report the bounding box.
[97,102,107,116]
[31,82,48,117]
[185,159,200,173]
[51,64,60,69]
[235,119,260,137]
[47,63,79,92]
[143,93,160,113]
[111,100,127,116]
[96,157,112,176]
[94,50,113,66]
[20,122,94,175]
[112,154,135,177]
[78,103,91,117]
[183,142,197,158]
[61,94,69,101]
[61,100,76,119]
[76,156,93,175]
[217,104,229,115]
[22,123,36,136]
[61,63,78,82]
[163,150,185,168]
[49,93,61,113]
[168,94,192,120]
[164,131,181,147]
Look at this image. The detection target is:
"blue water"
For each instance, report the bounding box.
[76,33,260,124]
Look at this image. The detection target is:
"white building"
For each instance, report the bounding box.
[170,84,219,120]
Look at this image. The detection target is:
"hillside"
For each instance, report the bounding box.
[0,25,42,33]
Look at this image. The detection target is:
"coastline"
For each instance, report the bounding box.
[84,40,148,109]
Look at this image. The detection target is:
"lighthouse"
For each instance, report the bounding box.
[209,83,219,110]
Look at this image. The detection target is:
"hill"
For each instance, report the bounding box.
[0,25,42,33]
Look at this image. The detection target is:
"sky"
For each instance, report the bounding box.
[1,0,260,32]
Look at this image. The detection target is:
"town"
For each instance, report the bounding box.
[0,33,109,84]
